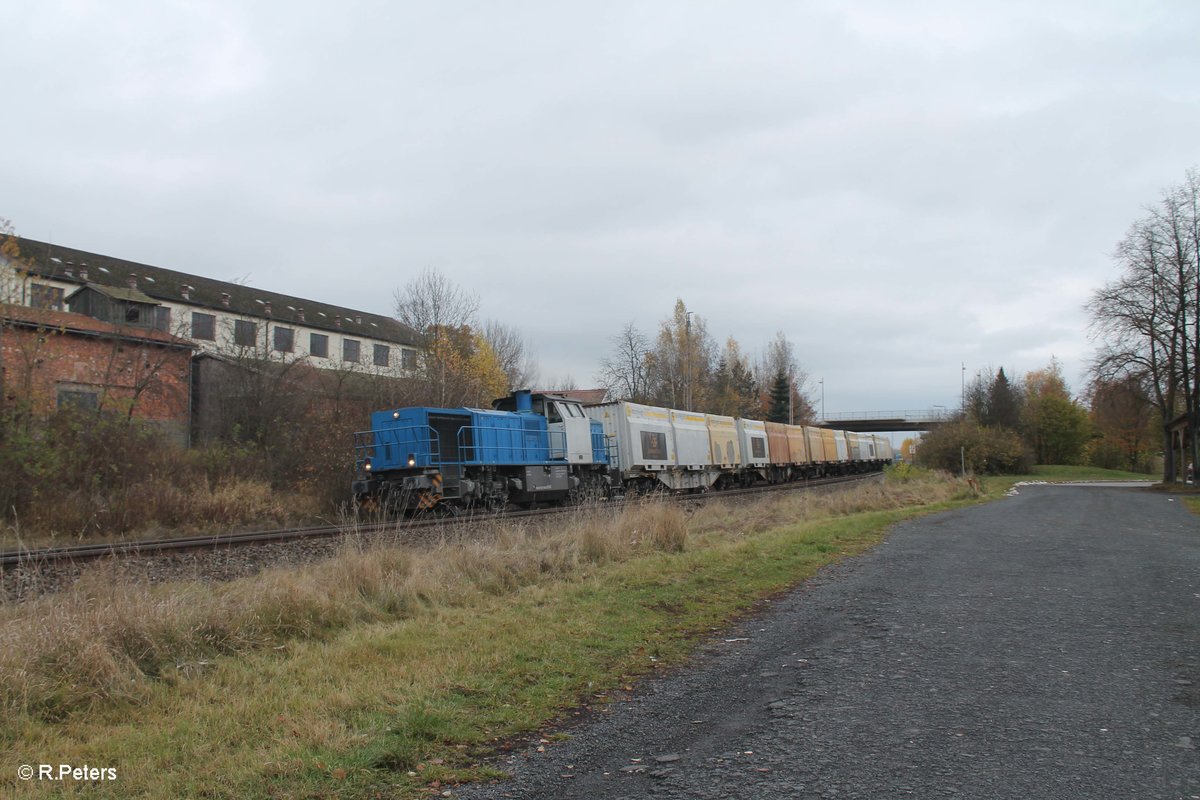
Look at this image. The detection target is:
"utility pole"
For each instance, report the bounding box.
[685,310,693,411]
[819,377,824,421]
[961,362,965,410]
[788,372,794,425]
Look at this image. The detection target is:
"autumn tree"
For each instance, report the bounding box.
[709,337,759,417]
[1086,374,1156,472]
[1022,361,1091,465]
[647,299,715,410]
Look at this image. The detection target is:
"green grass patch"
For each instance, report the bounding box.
[981,464,1155,495]
[1,476,976,799]
[1026,464,1154,482]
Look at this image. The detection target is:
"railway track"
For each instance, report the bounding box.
[0,471,882,570]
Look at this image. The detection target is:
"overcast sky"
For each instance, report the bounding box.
[4,1,1199,414]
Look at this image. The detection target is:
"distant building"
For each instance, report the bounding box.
[2,237,421,375]
[1,236,423,444]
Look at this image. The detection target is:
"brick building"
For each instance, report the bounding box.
[0,303,195,444]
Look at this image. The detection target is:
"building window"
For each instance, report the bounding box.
[343,338,360,363]
[401,348,417,370]
[57,387,99,411]
[274,327,294,353]
[155,306,171,332]
[191,312,216,341]
[30,283,64,311]
[373,343,389,367]
[234,319,257,347]
[310,332,329,358]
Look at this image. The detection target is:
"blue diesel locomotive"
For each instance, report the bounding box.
[352,390,611,511]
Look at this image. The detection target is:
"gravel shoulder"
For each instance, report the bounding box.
[458,485,1200,800]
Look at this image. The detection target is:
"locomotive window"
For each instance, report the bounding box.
[641,431,667,460]
[547,403,563,423]
[751,437,766,459]
[565,404,584,418]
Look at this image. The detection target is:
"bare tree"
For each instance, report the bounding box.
[547,374,580,392]
[482,318,538,390]
[393,268,481,407]
[1088,170,1200,481]
[596,321,652,402]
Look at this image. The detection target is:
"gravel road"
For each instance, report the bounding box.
[458,485,1199,799]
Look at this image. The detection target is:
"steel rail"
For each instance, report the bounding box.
[0,471,882,570]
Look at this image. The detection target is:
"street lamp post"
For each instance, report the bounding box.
[819,377,824,421]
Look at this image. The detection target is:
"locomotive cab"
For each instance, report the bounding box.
[491,391,594,464]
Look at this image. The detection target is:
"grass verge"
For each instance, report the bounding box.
[1,470,977,799]
[980,464,1156,495]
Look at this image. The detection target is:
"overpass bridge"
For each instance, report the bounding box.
[815,409,958,433]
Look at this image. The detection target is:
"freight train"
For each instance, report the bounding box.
[352,390,894,512]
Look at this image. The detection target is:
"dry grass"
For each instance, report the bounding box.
[0,471,969,723]
[2,479,322,549]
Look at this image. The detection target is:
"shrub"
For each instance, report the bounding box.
[915,419,1032,475]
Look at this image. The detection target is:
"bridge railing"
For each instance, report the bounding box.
[818,409,961,425]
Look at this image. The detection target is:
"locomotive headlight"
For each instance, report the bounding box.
[392,411,400,420]
[407,453,416,467]
[364,459,372,472]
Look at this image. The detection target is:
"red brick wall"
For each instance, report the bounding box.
[1,321,192,441]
